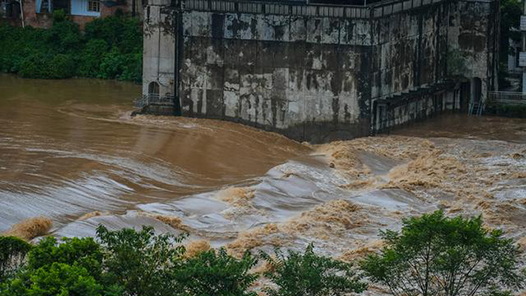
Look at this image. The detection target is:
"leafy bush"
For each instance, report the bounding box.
[360,210,526,296]
[78,39,108,77]
[84,16,142,54]
[1,263,104,296]
[18,52,76,79]
[0,236,112,296]
[96,225,186,296]
[2,228,375,296]
[17,52,49,78]
[0,13,142,81]
[27,236,103,278]
[49,18,82,53]
[52,9,66,23]
[174,248,258,296]
[262,244,367,296]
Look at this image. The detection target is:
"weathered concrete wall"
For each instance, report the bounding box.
[447,0,499,102]
[364,0,497,133]
[143,0,176,96]
[142,0,499,142]
[177,12,372,142]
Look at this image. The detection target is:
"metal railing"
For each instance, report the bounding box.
[135,94,175,108]
[183,0,488,19]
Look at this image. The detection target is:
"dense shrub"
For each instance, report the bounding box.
[78,39,109,77]
[261,244,367,296]
[18,53,77,79]
[84,16,142,54]
[1,263,104,296]
[2,213,525,296]
[26,236,103,277]
[174,248,258,296]
[96,225,186,296]
[98,48,140,81]
[0,236,113,296]
[0,10,142,82]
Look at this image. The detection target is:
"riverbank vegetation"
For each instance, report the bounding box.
[0,10,142,82]
[486,102,526,118]
[0,211,524,295]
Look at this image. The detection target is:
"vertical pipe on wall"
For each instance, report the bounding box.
[19,0,25,27]
[173,0,182,115]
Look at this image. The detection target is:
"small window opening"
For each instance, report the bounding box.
[88,0,100,12]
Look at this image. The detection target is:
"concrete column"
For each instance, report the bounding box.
[523,0,526,92]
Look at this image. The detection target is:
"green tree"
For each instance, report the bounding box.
[96,225,186,296]
[0,236,117,296]
[174,248,258,296]
[27,236,103,279]
[262,244,367,296]
[0,13,142,81]
[1,263,103,296]
[360,210,525,296]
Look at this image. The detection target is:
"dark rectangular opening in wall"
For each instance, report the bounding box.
[460,81,470,112]
[53,0,70,13]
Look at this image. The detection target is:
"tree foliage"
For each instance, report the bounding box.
[3,212,522,296]
[360,210,525,296]
[0,11,142,82]
[0,236,110,296]
[174,248,258,296]
[262,244,367,296]
[96,225,186,296]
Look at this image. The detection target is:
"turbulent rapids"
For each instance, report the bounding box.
[1,75,526,294]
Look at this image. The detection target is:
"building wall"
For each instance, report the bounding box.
[177,11,373,141]
[142,0,499,142]
[142,0,176,97]
[369,0,498,131]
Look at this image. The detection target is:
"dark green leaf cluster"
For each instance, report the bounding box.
[360,210,526,296]
[0,11,142,82]
[0,236,108,296]
[174,248,258,296]
[96,225,186,296]
[0,226,259,296]
[261,244,367,296]
[1,211,524,296]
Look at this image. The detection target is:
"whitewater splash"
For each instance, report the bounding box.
[2,75,526,294]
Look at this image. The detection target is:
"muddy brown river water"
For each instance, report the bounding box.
[1,74,526,293]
